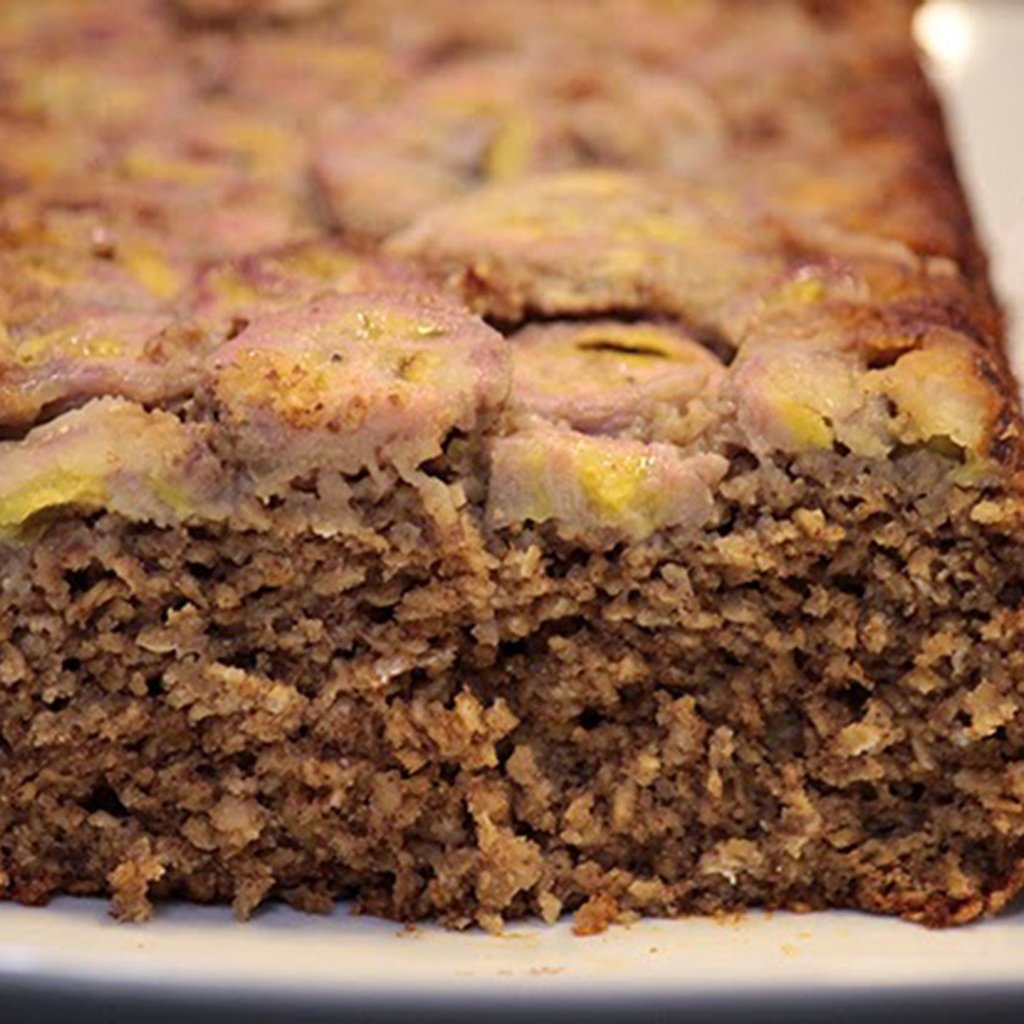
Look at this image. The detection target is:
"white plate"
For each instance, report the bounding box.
[3,2,1024,1020]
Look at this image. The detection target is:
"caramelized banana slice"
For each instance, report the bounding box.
[187,240,429,336]
[509,320,724,434]
[2,51,188,136]
[206,291,509,486]
[0,313,209,428]
[0,398,227,535]
[389,170,784,333]
[730,328,1010,477]
[0,249,167,339]
[315,54,722,239]
[488,426,727,542]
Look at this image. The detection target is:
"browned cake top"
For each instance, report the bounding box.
[0,0,1018,542]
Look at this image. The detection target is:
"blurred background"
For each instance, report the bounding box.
[916,0,1024,378]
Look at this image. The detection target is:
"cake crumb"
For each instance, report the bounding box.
[573,892,620,936]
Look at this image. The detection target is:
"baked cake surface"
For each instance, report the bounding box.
[3,0,1024,932]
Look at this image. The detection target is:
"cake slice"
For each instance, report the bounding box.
[3,0,1024,932]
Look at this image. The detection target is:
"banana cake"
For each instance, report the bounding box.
[3,0,1024,933]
